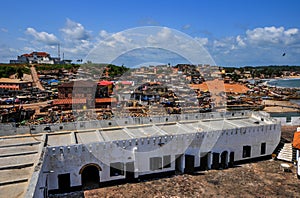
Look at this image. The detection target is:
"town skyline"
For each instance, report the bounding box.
[1,0,300,67]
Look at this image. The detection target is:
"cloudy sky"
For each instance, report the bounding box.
[0,0,299,67]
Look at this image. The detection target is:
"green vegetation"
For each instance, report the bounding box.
[107,64,130,77]
[224,65,300,80]
[36,64,80,71]
[79,63,130,77]
[0,64,30,78]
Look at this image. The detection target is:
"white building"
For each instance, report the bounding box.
[10,52,60,64]
[15,110,281,197]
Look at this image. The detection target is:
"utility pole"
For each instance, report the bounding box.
[58,43,61,60]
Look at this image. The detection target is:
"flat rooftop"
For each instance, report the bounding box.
[0,135,44,198]
[0,112,276,197]
[44,115,270,146]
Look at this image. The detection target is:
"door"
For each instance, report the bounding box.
[229,152,235,168]
[212,153,220,169]
[58,173,70,192]
[81,165,100,190]
[185,155,195,174]
[200,153,208,171]
[175,154,184,173]
[220,151,228,169]
[126,162,135,180]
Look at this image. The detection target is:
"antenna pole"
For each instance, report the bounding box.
[58,43,60,59]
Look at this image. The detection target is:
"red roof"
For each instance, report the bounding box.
[34,52,49,57]
[21,52,49,57]
[98,81,113,86]
[95,98,117,103]
[53,98,86,105]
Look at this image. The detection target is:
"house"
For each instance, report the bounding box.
[0,78,32,90]
[53,80,96,109]
[53,80,117,110]
[243,71,252,79]
[10,51,62,64]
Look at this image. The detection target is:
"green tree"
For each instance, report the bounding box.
[16,67,23,80]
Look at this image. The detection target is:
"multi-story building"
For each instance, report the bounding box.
[0,78,32,90]
[10,52,62,64]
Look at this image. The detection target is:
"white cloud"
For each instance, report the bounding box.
[245,26,300,45]
[284,28,298,36]
[23,46,37,52]
[213,37,235,49]
[157,27,172,39]
[25,27,59,45]
[1,28,8,33]
[99,30,110,39]
[88,27,215,65]
[208,26,300,66]
[194,37,208,46]
[57,19,95,60]
[0,44,22,62]
[61,39,94,58]
[13,24,300,67]
[236,35,246,47]
[60,18,91,41]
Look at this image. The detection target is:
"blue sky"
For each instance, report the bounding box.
[0,0,300,67]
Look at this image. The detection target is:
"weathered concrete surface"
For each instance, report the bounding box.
[0,135,44,198]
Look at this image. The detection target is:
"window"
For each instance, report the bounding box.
[242,146,251,158]
[150,157,162,171]
[163,155,171,168]
[261,142,266,155]
[110,162,124,177]
[58,173,70,191]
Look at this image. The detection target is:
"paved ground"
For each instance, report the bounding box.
[30,65,45,91]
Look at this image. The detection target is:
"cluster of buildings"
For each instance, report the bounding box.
[3,61,300,197]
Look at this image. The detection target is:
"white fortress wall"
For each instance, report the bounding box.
[41,121,280,191]
[0,111,254,136]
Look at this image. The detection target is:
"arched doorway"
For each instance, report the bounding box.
[220,151,228,169]
[80,164,101,190]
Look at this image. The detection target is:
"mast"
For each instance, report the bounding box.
[58,43,61,59]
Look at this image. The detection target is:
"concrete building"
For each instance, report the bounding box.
[53,80,117,110]
[0,110,280,197]
[0,78,32,90]
[9,52,64,64]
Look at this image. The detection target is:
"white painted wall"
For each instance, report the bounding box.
[42,122,280,191]
[273,116,300,126]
